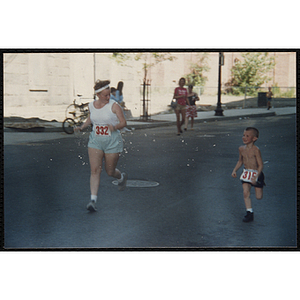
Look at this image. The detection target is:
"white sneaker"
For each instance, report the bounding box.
[118,173,128,191]
[87,200,97,212]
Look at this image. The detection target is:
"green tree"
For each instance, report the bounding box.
[111,52,177,120]
[184,54,210,88]
[112,52,176,81]
[226,52,275,95]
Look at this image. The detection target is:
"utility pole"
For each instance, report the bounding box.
[215,52,224,116]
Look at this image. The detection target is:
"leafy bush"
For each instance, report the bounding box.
[225,53,276,96]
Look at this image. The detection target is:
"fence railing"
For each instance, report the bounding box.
[158,86,296,109]
[198,86,297,109]
[197,86,296,98]
[133,85,296,116]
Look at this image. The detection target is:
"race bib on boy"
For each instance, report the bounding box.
[240,169,258,183]
[95,125,111,137]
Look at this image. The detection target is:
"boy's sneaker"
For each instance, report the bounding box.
[87,200,97,212]
[243,211,254,222]
[118,172,128,191]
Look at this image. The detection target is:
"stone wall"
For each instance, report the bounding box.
[4,51,296,121]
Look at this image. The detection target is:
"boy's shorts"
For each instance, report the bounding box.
[88,130,123,153]
[240,169,266,188]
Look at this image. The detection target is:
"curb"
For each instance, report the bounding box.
[127,111,277,130]
[4,126,62,133]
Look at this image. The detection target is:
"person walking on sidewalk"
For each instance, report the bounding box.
[75,79,128,212]
[231,127,265,222]
[184,85,199,130]
[173,77,190,135]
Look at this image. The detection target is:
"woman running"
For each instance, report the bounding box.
[75,79,128,212]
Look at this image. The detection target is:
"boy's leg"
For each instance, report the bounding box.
[254,172,264,199]
[242,183,252,209]
[242,183,254,222]
[255,187,263,200]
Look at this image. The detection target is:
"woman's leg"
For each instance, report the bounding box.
[191,117,194,128]
[175,109,181,134]
[184,107,189,130]
[180,109,186,128]
[104,153,122,179]
[88,147,104,196]
[105,152,128,191]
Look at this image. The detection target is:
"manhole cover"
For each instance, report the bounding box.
[197,134,216,138]
[112,180,159,188]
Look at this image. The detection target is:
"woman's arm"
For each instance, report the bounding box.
[110,102,127,131]
[74,113,92,132]
[186,96,190,105]
[173,88,179,99]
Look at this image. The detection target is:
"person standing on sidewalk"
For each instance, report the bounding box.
[110,81,124,106]
[173,77,189,135]
[231,127,265,222]
[75,79,128,212]
[267,87,273,110]
[110,81,130,132]
[184,85,199,130]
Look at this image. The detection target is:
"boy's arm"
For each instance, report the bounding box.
[231,148,243,178]
[252,147,264,183]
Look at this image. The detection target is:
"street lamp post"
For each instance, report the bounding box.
[93,53,97,101]
[215,52,224,116]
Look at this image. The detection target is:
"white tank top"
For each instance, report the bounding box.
[88,99,119,132]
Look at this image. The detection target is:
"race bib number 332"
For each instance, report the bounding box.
[240,169,258,183]
[95,125,111,136]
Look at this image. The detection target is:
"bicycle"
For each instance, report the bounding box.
[62,95,91,134]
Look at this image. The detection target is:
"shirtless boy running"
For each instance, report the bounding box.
[231,127,265,222]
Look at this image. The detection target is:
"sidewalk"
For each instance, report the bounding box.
[3,106,296,132]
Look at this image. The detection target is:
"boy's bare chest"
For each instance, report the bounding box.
[241,148,257,166]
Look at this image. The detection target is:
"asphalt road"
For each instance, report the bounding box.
[3,115,297,249]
